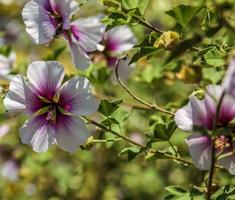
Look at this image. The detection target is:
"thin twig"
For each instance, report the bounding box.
[83,116,223,170]
[133,15,163,34]
[168,140,179,157]
[114,59,175,116]
[95,92,153,110]
[83,116,192,165]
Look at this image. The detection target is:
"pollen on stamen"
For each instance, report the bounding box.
[46,106,57,124]
[215,135,230,151]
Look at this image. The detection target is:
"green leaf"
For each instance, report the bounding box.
[0,45,12,57]
[135,32,159,48]
[98,99,123,117]
[90,67,112,85]
[140,64,164,83]
[111,108,131,125]
[148,121,176,142]
[122,0,150,14]
[130,47,161,64]
[166,34,202,63]
[202,67,224,84]
[119,147,141,161]
[204,47,226,67]
[102,11,129,29]
[211,185,235,200]
[130,32,161,64]
[166,5,202,28]
[101,117,120,126]
[164,186,191,200]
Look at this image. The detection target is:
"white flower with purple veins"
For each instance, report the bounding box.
[102,26,137,81]
[22,0,105,70]
[4,61,99,153]
[104,26,137,67]
[175,85,235,174]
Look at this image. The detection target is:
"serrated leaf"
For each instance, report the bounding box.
[202,67,224,84]
[101,117,120,126]
[98,99,123,117]
[211,185,235,200]
[166,34,202,63]
[166,5,202,28]
[119,147,141,161]
[204,47,226,67]
[164,186,191,200]
[134,32,159,48]
[130,47,161,64]
[150,121,176,142]
[122,0,150,14]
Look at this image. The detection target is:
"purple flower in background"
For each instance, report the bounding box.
[0,51,16,79]
[68,15,106,70]
[100,26,137,81]
[4,61,99,153]
[175,85,235,174]
[1,160,19,182]
[103,26,137,67]
[22,0,105,70]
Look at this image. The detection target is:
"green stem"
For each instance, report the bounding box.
[83,117,224,170]
[84,116,192,166]
[168,140,179,157]
[206,91,225,200]
[133,15,163,34]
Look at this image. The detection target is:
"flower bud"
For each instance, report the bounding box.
[154,31,180,50]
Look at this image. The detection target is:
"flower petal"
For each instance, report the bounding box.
[3,75,38,113]
[223,59,235,97]
[54,116,90,153]
[205,85,235,124]
[218,153,235,175]
[51,0,79,29]
[59,77,99,116]
[174,97,208,131]
[19,116,54,153]
[106,25,137,53]
[69,42,91,70]
[27,61,64,99]
[186,134,212,170]
[22,0,56,44]
[70,15,106,52]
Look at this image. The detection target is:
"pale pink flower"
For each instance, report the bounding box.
[22,0,105,70]
[175,85,235,174]
[1,160,19,182]
[4,61,99,153]
[101,26,137,81]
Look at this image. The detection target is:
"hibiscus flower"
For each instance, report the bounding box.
[4,61,99,153]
